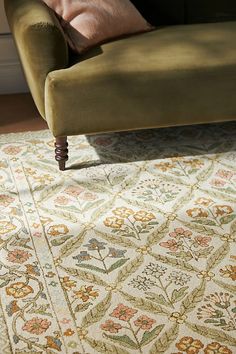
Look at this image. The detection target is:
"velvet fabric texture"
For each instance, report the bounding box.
[42,0,152,53]
[4,0,236,140]
[45,22,236,137]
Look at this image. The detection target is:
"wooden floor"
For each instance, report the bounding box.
[0,93,48,134]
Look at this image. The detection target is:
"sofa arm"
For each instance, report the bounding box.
[4,0,69,118]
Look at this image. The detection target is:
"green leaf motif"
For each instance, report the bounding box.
[207,242,229,271]
[82,292,112,328]
[59,229,87,258]
[40,206,78,223]
[78,263,107,274]
[180,280,206,314]
[145,292,168,307]
[120,291,170,316]
[231,219,236,235]
[51,235,73,246]
[95,230,137,249]
[186,322,236,347]
[85,336,130,354]
[147,221,170,247]
[171,286,189,303]
[62,266,108,287]
[75,302,91,312]
[140,325,165,346]
[192,219,217,226]
[150,252,199,273]
[103,334,138,350]
[107,258,129,273]
[220,214,236,225]
[116,256,144,284]
[149,324,179,354]
[213,279,236,295]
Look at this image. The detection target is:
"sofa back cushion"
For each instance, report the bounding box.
[42,0,152,53]
[131,0,185,26]
[186,0,236,24]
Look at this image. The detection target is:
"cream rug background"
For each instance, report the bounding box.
[0,123,236,354]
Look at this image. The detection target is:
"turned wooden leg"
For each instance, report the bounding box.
[55,136,68,171]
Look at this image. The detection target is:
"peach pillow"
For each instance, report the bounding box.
[42,0,152,53]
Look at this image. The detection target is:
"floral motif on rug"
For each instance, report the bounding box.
[0,123,236,354]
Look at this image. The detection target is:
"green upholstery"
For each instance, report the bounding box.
[4,0,236,140]
[46,22,236,137]
[4,0,68,118]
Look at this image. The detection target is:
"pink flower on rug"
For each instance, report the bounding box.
[216,169,234,180]
[0,195,14,207]
[3,146,22,155]
[194,236,211,247]
[64,186,84,197]
[101,320,122,333]
[160,239,179,252]
[80,192,97,201]
[54,196,70,205]
[7,249,32,264]
[22,317,51,335]
[169,228,192,239]
[134,315,156,330]
[210,179,226,187]
[111,304,137,321]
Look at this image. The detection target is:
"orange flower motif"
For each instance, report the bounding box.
[73,286,99,302]
[213,205,233,217]
[133,210,155,222]
[3,146,22,155]
[176,336,204,354]
[169,228,192,239]
[211,179,226,187]
[101,320,122,333]
[187,208,208,218]
[7,249,32,264]
[134,315,156,330]
[47,224,69,237]
[216,169,234,180]
[54,196,70,205]
[104,216,124,229]
[22,317,51,335]
[80,192,97,201]
[64,328,75,336]
[0,195,14,207]
[113,207,134,218]
[160,239,179,252]
[6,282,33,299]
[183,159,203,168]
[194,236,211,247]
[219,265,236,281]
[204,342,232,354]
[195,198,213,207]
[111,304,137,322]
[61,276,77,290]
[155,161,175,171]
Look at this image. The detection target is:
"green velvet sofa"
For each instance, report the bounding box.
[4,0,236,170]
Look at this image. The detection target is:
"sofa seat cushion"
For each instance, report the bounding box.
[45,21,236,137]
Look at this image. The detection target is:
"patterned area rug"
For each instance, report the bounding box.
[0,123,236,354]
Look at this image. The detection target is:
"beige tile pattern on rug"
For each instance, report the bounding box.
[0,123,236,354]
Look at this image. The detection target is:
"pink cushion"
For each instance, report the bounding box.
[42,0,152,53]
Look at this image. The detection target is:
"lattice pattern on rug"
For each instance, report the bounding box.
[0,122,236,354]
